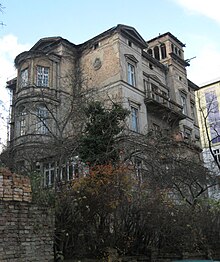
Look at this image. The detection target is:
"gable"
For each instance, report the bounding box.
[117,24,148,49]
[30,37,76,52]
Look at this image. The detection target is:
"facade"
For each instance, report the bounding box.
[196,80,220,198]
[5,24,200,185]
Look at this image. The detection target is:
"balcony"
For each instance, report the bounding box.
[144,90,186,122]
[9,134,53,151]
[13,85,60,106]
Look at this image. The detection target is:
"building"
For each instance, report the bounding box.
[5,24,200,186]
[196,79,220,198]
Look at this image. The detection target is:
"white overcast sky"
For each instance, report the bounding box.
[0,0,220,148]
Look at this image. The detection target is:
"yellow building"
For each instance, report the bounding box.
[196,79,220,198]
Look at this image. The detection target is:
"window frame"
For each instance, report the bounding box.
[153,46,160,60]
[18,106,27,136]
[160,44,167,59]
[213,149,220,165]
[180,92,187,115]
[130,105,139,132]
[190,102,195,119]
[44,162,55,187]
[36,105,48,134]
[183,126,192,140]
[36,66,49,87]
[127,62,136,87]
[20,68,29,88]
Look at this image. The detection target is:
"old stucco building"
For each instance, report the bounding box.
[6,24,200,185]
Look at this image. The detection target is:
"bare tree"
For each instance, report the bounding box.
[122,132,214,206]
[197,90,220,172]
[2,56,98,186]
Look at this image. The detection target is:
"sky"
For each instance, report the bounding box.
[1,0,220,148]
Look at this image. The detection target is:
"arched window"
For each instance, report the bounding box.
[160,44,167,59]
[175,47,178,54]
[147,48,153,56]
[154,46,160,60]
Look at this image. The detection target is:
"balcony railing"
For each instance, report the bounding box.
[145,90,186,121]
[14,85,60,105]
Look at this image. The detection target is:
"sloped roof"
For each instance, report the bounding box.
[30,36,76,51]
[79,24,148,50]
[117,24,147,48]
[147,32,185,47]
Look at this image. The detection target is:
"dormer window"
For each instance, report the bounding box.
[20,68,29,88]
[93,42,100,50]
[36,66,49,87]
[128,40,132,47]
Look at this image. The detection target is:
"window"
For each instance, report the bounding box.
[180,93,187,114]
[18,106,27,136]
[93,42,100,49]
[175,47,178,54]
[36,66,49,87]
[205,92,220,144]
[36,106,48,134]
[190,102,195,119]
[147,49,153,56]
[135,158,142,184]
[128,40,132,47]
[44,162,55,187]
[127,63,136,86]
[213,149,220,165]
[184,127,192,140]
[131,106,139,132]
[154,46,160,60]
[152,123,160,135]
[160,44,167,59]
[20,68,28,87]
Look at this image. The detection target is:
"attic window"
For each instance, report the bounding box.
[93,42,100,50]
[147,49,153,56]
[128,40,132,47]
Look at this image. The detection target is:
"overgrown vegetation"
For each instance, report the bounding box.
[53,101,220,260]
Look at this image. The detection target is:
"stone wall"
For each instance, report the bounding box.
[0,167,32,202]
[0,167,54,261]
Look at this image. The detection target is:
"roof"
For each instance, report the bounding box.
[147,32,185,47]
[79,24,148,50]
[14,24,148,66]
[199,78,220,89]
[30,36,76,51]
[188,79,199,90]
